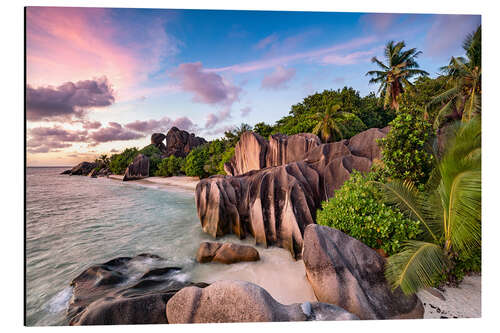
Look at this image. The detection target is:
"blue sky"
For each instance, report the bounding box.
[26,7,480,166]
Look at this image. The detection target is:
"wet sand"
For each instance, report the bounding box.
[108,175,199,190]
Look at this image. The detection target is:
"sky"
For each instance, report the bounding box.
[25,7,480,166]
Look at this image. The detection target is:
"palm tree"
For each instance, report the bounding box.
[429,26,481,128]
[375,117,481,295]
[366,41,429,111]
[310,103,349,142]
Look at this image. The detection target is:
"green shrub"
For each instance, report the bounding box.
[109,147,139,175]
[155,155,185,177]
[338,112,367,139]
[253,122,275,138]
[316,171,421,255]
[184,146,209,178]
[218,147,235,175]
[378,112,434,185]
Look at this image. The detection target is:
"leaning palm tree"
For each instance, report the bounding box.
[375,117,481,295]
[429,26,481,128]
[366,41,429,111]
[310,103,349,142]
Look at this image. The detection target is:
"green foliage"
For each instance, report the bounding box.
[109,147,139,175]
[155,155,185,177]
[429,26,481,128]
[219,146,235,175]
[338,112,367,139]
[184,145,209,178]
[203,139,229,176]
[399,76,450,120]
[379,112,434,185]
[224,123,253,146]
[138,144,162,175]
[317,171,421,256]
[253,122,274,138]
[274,87,393,138]
[378,118,481,294]
[356,92,395,129]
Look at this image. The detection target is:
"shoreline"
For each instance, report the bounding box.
[108,175,200,191]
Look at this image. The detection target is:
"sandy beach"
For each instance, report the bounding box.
[418,275,481,318]
[108,175,200,190]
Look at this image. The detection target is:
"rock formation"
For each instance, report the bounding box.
[302,224,424,320]
[150,127,206,157]
[196,127,388,257]
[67,254,208,325]
[123,154,149,181]
[164,127,207,157]
[166,280,359,323]
[151,132,167,153]
[61,162,97,176]
[224,131,321,176]
[88,167,111,178]
[196,242,260,264]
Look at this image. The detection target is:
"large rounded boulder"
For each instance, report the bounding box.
[302,224,424,320]
[166,280,358,323]
[196,242,260,264]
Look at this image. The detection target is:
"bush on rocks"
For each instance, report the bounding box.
[316,171,421,255]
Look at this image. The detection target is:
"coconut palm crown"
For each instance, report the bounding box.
[310,102,350,143]
[429,26,481,128]
[366,40,429,111]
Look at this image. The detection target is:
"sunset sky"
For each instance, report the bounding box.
[26,7,480,166]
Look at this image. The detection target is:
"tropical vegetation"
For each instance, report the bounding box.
[317,171,421,256]
[366,40,428,111]
[376,117,481,295]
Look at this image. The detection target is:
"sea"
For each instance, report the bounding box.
[25,167,316,326]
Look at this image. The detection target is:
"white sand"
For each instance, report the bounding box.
[107,175,199,190]
[190,235,318,305]
[418,275,481,318]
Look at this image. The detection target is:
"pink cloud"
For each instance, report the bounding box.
[425,15,481,57]
[173,62,241,105]
[205,108,232,129]
[359,13,400,32]
[89,122,144,143]
[206,36,377,73]
[26,77,115,121]
[26,7,177,96]
[261,66,296,90]
[321,50,376,65]
[254,33,279,49]
[240,107,252,117]
[124,117,174,133]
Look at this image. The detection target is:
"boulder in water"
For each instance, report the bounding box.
[196,242,260,264]
[67,162,98,176]
[68,254,208,325]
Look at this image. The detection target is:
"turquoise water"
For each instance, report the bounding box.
[26,167,212,326]
[26,167,316,326]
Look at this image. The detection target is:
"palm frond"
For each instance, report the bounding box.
[385,241,447,295]
[373,180,439,242]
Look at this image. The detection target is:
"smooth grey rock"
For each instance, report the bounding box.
[302,224,424,320]
[166,280,358,323]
